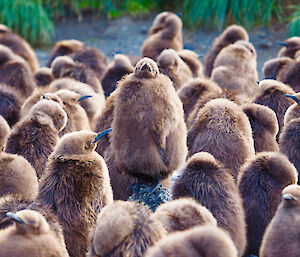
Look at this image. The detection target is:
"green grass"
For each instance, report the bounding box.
[287,5,300,36]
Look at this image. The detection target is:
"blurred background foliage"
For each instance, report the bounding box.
[0,0,299,46]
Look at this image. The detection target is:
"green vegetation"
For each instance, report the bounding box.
[0,0,299,46]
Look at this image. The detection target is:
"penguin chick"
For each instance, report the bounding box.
[34,67,54,88]
[152,198,217,233]
[187,98,254,180]
[204,24,249,77]
[141,12,183,61]
[277,36,300,59]
[0,84,22,127]
[5,100,67,179]
[51,56,103,94]
[48,78,105,128]
[255,79,295,138]
[0,210,69,257]
[0,24,39,73]
[259,184,300,257]
[111,57,187,182]
[70,46,109,81]
[157,48,193,90]
[145,225,238,257]
[0,114,9,149]
[178,49,203,77]
[238,152,298,256]
[0,45,36,98]
[38,130,113,257]
[242,103,279,152]
[262,56,292,79]
[47,39,84,67]
[101,54,134,97]
[277,57,300,92]
[283,93,300,125]
[89,201,166,257]
[177,77,222,127]
[211,40,258,102]
[54,89,91,136]
[172,152,246,256]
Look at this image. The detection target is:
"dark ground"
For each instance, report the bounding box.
[35,13,290,79]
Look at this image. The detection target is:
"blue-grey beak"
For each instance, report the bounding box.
[284,94,299,103]
[276,41,288,47]
[6,212,25,224]
[78,95,93,102]
[93,128,112,143]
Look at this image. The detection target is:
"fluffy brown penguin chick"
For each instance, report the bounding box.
[101,54,134,96]
[54,89,91,136]
[178,49,203,77]
[204,24,249,77]
[177,77,222,127]
[48,78,105,128]
[211,40,258,102]
[141,12,183,61]
[0,24,39,73]
[242,103,279,152]
[145,225,238,257]
[187,98,254,180]
[38,130,113,257]
[238,152,298,256]
[70,46,109,81]
[259,184,300,257]
[262,56,292,80]
[277,36,300,59]
[111,57,187,183]
[47,39,84,67]
[0,84,22,126]
[157,48,193,90]
[152,198,217,233]
[0,44,36,98]
[0,115,38,199]
[89,201,166,257]
[172,152,247,256]
[255,79,295,139]
[5,100,67,179]
[277,57,300,92]
[51,56,103,94]
[34,67,54,88]
[0,210,69,257]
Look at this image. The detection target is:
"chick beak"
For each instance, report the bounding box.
[41,93,50,100]
[276,41,288,47]
[6,212,25,224]
[283,194,295,201]
[78,95,93,102]
[284,94,300,103]
[140,62,152,72]
[93,128,113,143]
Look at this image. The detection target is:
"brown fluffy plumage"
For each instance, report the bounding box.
[262,56,292,80]
[110,57,187,182]
[0,24,39,73]
[101,54,134,97]
[177,77,222,127]
[238,152,298,256]
[187,98,254,180]
[178,49,203,77]
[242,103,279,152]
[152,198,217,233]
[145,225,238,257]
[51,56,104,94]
[277,36,300,59]
[89,201,166,257]
[141,12,183,61]
[0,45,36,98]
[204,24,249,77]
[283,93,300,125]
[157,48,193,90]
[211,40,258,102]
[172,152,247,256]
[5,100,67,179]
[255,79,295,139]
[0,210,69,257]
[34,67,54,87]
[277,58,300,92]
[259,184,300,257]
[38,131,113,257]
